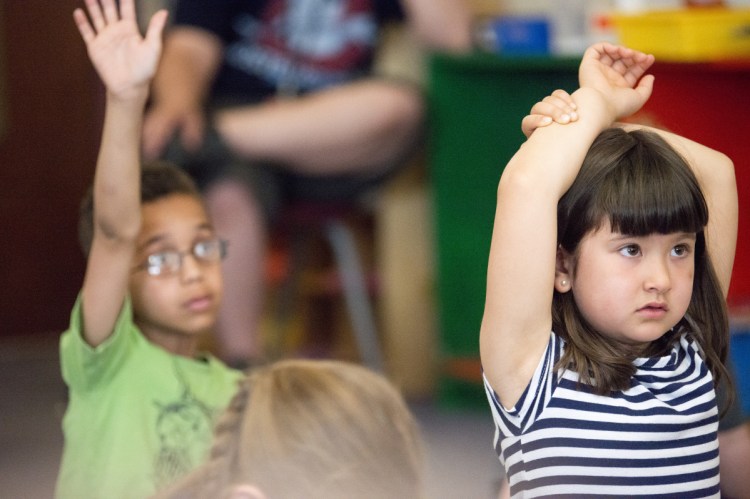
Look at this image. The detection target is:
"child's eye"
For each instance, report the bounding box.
[147,252,170,266]
[671,244,691,257]
[146,252,181,275]
[193,238,227,262]
[619,244,641,257]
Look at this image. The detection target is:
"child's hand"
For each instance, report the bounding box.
[521,89,578,138]
[578,42,655,120]
[74,0,167,100]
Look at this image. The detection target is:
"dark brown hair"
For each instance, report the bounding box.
[552,127,731,400]
[77,161,202,256]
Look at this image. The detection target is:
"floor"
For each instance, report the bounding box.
[0,332,503,499]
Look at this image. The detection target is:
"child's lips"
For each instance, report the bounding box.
[637,302,668,318]
[184,294,213,312]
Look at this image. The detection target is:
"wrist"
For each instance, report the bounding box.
[570,87,617,129]
[106,88,149,111]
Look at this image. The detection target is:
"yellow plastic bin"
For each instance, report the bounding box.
[613,8,750,61]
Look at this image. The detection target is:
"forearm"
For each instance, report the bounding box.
[400,0,472,52]
[94,92,148,242]
[502,87,614,197]
[151,27,222,109]
[481,87,614,403]
[81,94,146,348]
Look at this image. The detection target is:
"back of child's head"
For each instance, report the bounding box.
[155,359,425,499]
[552,127,729,394]
[78,161,202,256]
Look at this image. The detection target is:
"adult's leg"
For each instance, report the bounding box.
[214,79,425,175]
[207,79,424,364]
[204,177,267,365]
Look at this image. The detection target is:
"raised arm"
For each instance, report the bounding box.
[75,0,167,347]
[480,44,654,408]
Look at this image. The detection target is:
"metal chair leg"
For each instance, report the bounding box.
[324,219,384,372]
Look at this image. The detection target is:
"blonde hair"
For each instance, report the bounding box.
[156,359,425,499]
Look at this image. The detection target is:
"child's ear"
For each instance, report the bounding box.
[228,484,267,499]
[554,245,573,293]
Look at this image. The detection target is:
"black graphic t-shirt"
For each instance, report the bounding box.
[174,0,404,100]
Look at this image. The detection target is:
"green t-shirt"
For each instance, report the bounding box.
[55,295,243,499]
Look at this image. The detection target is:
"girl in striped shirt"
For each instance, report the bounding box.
[481,43,737,498]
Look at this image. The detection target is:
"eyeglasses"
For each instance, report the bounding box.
[135,238,228,276]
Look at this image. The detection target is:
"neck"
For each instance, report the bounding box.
[138,323,201,358]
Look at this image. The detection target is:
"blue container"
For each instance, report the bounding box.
[475,16,551,56]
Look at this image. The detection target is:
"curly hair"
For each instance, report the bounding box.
[77,161,202,256]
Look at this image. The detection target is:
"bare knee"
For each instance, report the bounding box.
[204,179,264,231]
[369,81,424,139]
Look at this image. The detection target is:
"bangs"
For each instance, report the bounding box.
[593,146,708,236]
[559,128,708,248]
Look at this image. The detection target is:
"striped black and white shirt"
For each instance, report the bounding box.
[484,332,720,498]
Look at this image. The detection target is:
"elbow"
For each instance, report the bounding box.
[720,152,735,179]
[497,164,545,200]
[94,214,141,247]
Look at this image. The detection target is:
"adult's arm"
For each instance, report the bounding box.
[142,26,223,159]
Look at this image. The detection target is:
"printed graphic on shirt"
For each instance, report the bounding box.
[152,388,216,489]
[226,0,377,92]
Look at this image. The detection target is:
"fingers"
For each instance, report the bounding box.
[181,115,206,153]
[605,44,654,73]
[145,9,169,46]
[119,0,136,22]
[587,42,653,73]
[100,0,119,24]
[634,73,655,102]
[73,0,163,44]
[76,0,137,36]
[522,89,578,138]
[73,8,96,44]
[531,90,578,124]
[82,0,106,33]
[521,114,552,138]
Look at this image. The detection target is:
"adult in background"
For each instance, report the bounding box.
[142,0,472,366]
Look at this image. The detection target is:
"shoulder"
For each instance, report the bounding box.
[484,331,562,413]
[61,294,137,360]
[60,295,146,390]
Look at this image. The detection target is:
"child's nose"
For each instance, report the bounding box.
[644,257,671,293]
[179,253,203,282]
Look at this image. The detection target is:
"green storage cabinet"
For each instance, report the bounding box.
[428,53,579,407]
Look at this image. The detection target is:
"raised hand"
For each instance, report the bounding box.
[73,0,167,100]
[578,42,655,120]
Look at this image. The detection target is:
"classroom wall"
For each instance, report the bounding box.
[0,1,100,337]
